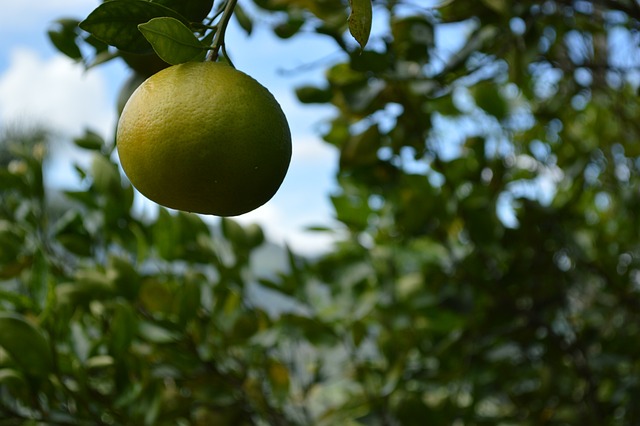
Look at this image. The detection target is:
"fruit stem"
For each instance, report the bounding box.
[206,0,238,62]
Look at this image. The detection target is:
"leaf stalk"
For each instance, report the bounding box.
[206,0,238,62]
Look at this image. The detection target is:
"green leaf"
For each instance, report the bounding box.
[85,355,115,370]
[74,128,104,151]
[348,0,372,50]
[481,0,509,15]
[0,313,53,378]
[391,16,434,64]
[119,50,170,77]
[108,255,141,301]
[79,0,188,54]
[63,189,98,209]
[178,277,202,325]
[340,124,381,168]
[138,321,179,343]
[56,270,115,307]
[28,250,50,311]
[0,220,25,265]
[0,368,27,390]
[221,217,247,247]
[91,153,122,195]
[350,50,391,73]
[473,81,509,120]
[296,85,333,104]
[327,62,366,87]
[152,208,179,260]
[48,19,83,60]
[330,192,370,231]
[274,15,304,39]
[233,2,254,35]
[138,17,207,65]
[155,211,216,262]
[51,211,93,257]
[151,0,214,22]
[109,302,137,357]
[139,278,175,315]
[267,359,290,403]
[245,223,265,248]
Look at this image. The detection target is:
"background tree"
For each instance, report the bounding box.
[1,0,639,424]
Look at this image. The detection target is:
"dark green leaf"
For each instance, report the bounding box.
[48,18,83,60]
[233,2,254,35]
[296,85,333,104]
[274,15,304,39]
[79,0,188,53]
[0,221,24,265]
[326,62,366,87]
[350,50,391,73]
[340,124,381,168]
[56,269,116,307]
[108,255,141,301]
[151,0,214,22]
[221,217,248,247]
[245,223,265,248]
[0,313,53,378]
[52,211,93,257]
[109,302,137,357]
[178,277,202,324]
[91,153,122,195]
[74,128,104,151]
[0,368,27,395]
[473,81,509,120]
[391,16,434,63]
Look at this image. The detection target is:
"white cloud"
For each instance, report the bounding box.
[0,47,115,137]
[292,133,337,164]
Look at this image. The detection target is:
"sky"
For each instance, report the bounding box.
[0,0,342,255]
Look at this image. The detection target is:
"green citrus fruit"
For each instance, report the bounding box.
[116,61,292,216]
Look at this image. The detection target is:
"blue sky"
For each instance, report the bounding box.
[0,1,343,254]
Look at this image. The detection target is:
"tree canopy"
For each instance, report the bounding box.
[1,0,640,424]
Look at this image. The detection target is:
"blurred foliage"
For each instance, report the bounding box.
[1,0,639,424]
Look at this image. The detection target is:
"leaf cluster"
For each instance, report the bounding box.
[0,130,310,424]
[19,0,640,424]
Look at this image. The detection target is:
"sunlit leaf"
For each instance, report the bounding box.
[138,321,180,343]
[139,17,207,64]
[56,269,116,307]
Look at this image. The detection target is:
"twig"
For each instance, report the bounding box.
[206,0,238,62]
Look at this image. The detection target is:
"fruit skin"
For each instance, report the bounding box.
[116,61,292,216]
